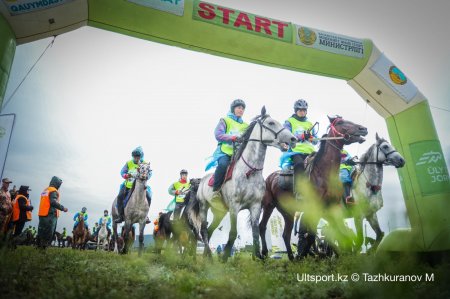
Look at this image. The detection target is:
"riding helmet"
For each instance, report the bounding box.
[294,99,308,111]
[230,99,246,112]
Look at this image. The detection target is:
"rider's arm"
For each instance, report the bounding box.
[168,183,177,196]
[284,120,302,140]
[18,197,33,211]
[49,191,65,211]
[214,119,234,143]
[120,163,129,179]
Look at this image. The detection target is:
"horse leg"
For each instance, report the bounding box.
[353,215,364,253]
[122,222,131,254]
[222,210,238,262]
[249,204,263,260]
[297,215,318,259]
[367,213,384,243]
[259,201,275,259]
[113,222,119,253]
[138,222,145,256]
[279,209,295,261]
[199,204,212,258]
[207,207,226,240]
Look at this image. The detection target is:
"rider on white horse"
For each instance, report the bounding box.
[99,209,112,236]
[115,146,152,223]
[205,99,248,201]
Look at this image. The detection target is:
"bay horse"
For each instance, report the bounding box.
[191,107,297,261]
[259,115,367,260]
[111,162,151,255]
[351,133,405,251]
[53,231,65,247]
[72,214,88,250]
[155,178,201,257]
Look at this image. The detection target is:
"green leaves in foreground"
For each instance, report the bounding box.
[0,247,449,299]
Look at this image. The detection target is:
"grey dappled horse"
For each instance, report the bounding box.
[352,133,405,251]
[97,221,109,251]
[111,162,151,255]
[193,107,297,261]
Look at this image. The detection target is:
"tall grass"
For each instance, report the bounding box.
[1,246,448,299]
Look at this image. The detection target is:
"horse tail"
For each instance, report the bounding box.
[185,186,202,239]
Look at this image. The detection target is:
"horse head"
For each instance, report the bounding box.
[327,115,368,145]
[136,162,152,181]
[250,106,297,150]
[375,133,405,168]
[78,214,84,223]
[189,178,202,192]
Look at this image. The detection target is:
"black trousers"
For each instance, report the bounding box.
[213,155,231,191]
[14,221,26,237]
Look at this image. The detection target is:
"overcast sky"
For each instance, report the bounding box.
[2,0,449,248]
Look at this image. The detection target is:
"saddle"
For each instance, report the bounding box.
[278,169,294,191]
[207,160,236,187]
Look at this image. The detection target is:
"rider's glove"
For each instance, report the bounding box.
[231,136,243,143]
[345,159,356,166]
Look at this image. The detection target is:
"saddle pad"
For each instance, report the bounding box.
[207,161,236,187]
[115,190,132,209]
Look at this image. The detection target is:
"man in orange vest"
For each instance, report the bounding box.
[36,176,68,249]
[12,185,34,237]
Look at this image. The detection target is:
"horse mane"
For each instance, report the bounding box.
[306,134,328,174]
[233,114,269,162]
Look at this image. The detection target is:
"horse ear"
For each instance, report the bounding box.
[261,106,266,116]
[327,115,335,123]
[376,132,380,142]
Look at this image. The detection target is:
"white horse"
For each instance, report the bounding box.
[192,107,297,261]
[352,133,405,251]
[96,221,109,251]
[111,162,151,255]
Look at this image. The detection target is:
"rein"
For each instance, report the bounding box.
[237,116,288,177]
[355,142,399,166]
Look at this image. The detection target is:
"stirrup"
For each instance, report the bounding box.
[345,196,355,205]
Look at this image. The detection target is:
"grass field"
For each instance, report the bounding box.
[1,246,449,299]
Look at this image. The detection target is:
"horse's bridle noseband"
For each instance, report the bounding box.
[239,116,289,177]
[359,141,399,166]
[247,116,289,145]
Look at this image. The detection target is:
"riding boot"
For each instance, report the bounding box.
[115,187,126,223]
[211,190,227,212]
[343,183,354,205]
[292,154,307,200]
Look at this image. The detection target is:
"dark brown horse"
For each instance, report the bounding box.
[155,178,201,257]
[259,116,367,260]
[72,214,88,250]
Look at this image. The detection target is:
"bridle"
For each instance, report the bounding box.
[240,116,289,177]
[137,163,151,180]
[247,116,289,145]
[357,141,399,166]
